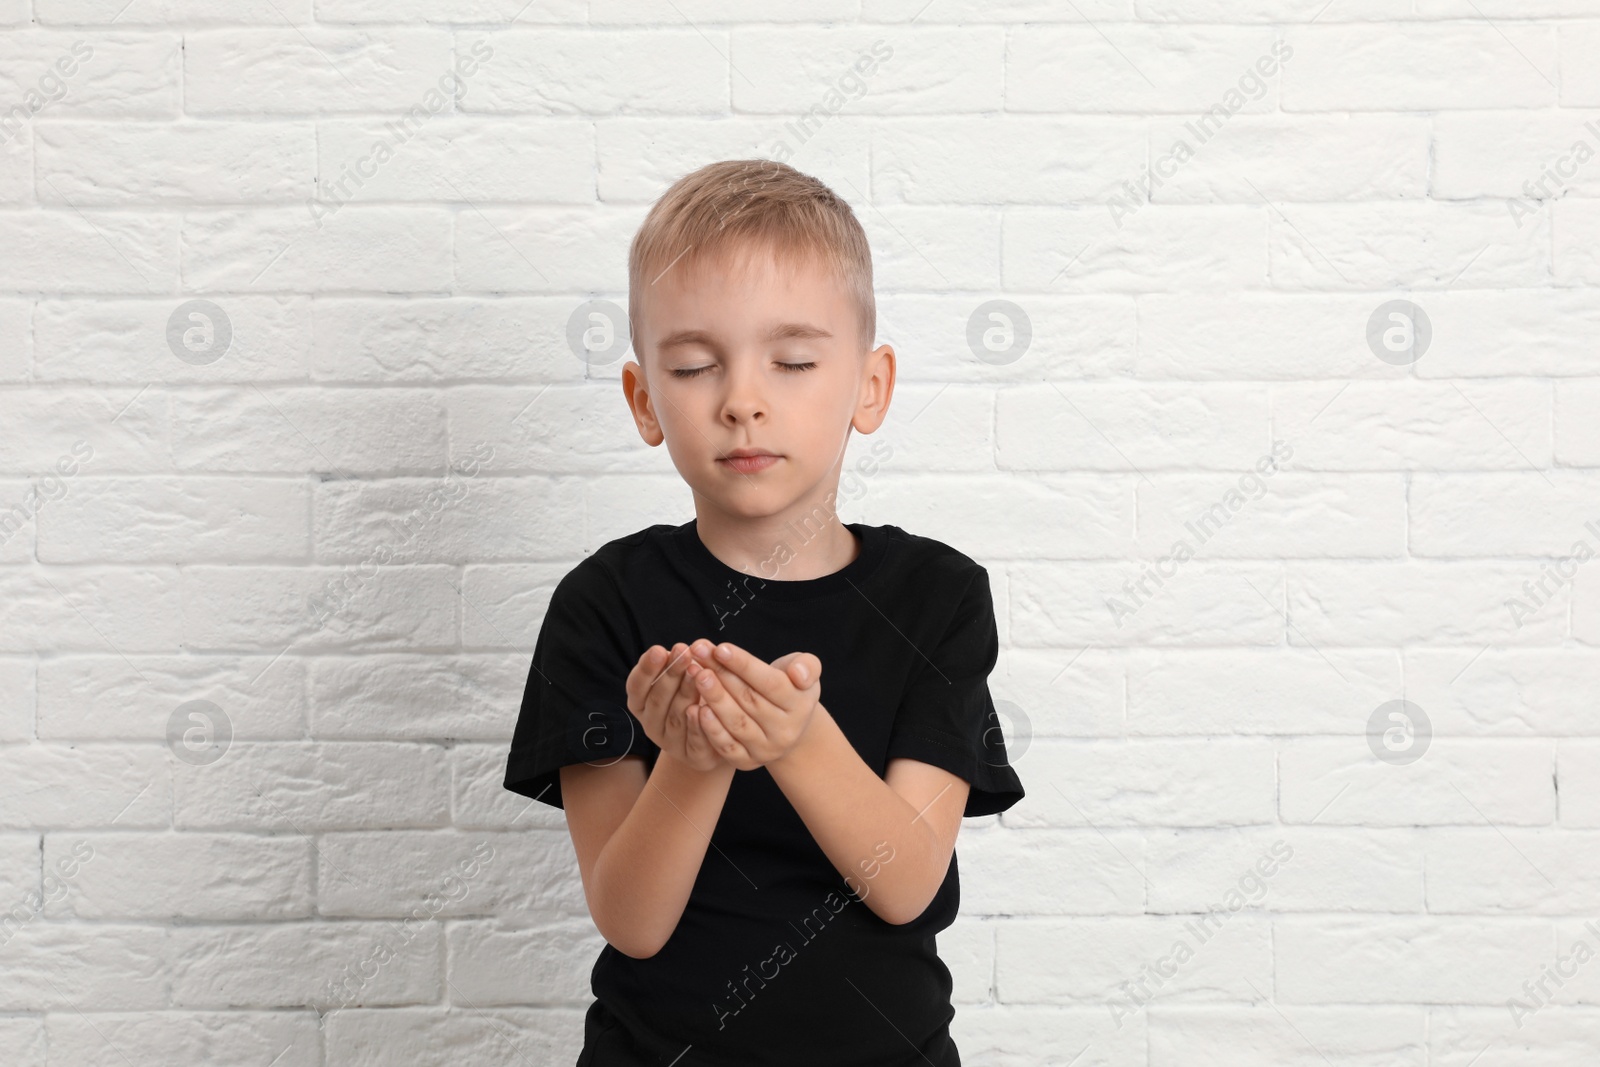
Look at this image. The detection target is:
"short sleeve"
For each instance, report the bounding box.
[884,565,1025,818]
[503,557,659,810]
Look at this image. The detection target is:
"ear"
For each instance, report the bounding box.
[621,359,665,446]
[852,343,895,434]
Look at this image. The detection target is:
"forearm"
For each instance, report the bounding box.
[766,706,948,925]
[588,753,735,957]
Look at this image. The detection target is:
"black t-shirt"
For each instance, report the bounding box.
[503,519,1025,1067]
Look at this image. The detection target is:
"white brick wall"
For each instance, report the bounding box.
[2,2,1598,1064]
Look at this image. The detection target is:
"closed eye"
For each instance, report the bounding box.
[669,361,817,379]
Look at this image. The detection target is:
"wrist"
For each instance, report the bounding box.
[654,745,736,785]
[770,703,831,773]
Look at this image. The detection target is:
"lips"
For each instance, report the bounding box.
[718,451,780,474]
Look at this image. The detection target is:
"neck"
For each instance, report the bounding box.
[691,503,857,581]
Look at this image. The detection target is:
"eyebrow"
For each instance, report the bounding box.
[655,321,833,352]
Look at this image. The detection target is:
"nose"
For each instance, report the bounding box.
[718,358,767,426]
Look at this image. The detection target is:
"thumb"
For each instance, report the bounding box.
[788,653,821,688]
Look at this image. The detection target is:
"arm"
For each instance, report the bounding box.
[686,641,970,926]
[767,707,969,925]
[560,642,738,959]
[561,753,735,959]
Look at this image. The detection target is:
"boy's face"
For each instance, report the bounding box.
[621,243,894,524]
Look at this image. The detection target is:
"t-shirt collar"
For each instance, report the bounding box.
[668,516,886,601]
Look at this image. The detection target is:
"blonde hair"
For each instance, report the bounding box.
[627,159,876,363]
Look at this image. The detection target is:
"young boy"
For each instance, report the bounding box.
[503,159,1025,1066]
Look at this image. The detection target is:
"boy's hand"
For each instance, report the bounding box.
[625,643,725,773]
[684,640,822,771]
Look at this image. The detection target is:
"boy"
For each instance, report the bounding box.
[503,159,1025,1066]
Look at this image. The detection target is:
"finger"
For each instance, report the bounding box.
[651,642,694,687]
[692,640,807,713]
[771,652,823,696]
[779,652,823,693]
[665,645,704,718]
[688,641,775,722]
[625,645,667,714]
[698,650,763,714]
[690,660,770,751]
[642,642,692,725]
[662,674,691,753]
[683,704,718,766]
[695,699,754,767]
[680,702,702,755]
